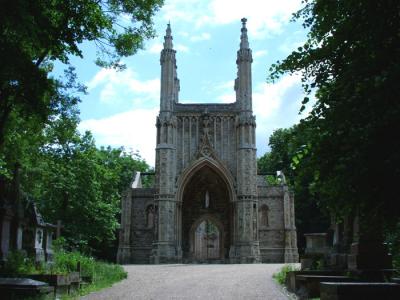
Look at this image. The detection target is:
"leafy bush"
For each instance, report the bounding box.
[79,260,127,296]
[0,238,127,297]
[273,264,300,285]
[52,238,127,296]
[0,251,37,275]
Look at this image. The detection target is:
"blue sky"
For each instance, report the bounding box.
[66,0,310,166]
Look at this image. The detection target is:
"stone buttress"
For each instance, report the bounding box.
[117,19,299,264]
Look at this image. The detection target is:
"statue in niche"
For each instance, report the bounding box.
[197,111,216,158]
[260,205,269,227]
[204,190,210,208]
[146,205,155,228]
[154,205,158,238]
[253,204,257,240]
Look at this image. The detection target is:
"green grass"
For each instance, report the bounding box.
[273,264,300,285]
[78,261,127,296]
[50,242,128,298]
[0,240,127,299]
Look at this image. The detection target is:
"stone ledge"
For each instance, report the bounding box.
[320,282,400,300]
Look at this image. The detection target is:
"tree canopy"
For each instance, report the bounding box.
[0,0,161,258]
[269,0,400,227]
[258,127,330,252]
[0,0,163,173]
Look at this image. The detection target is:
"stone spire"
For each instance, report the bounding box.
[235,18,253,112]
[163,22,173,49]
[240,18,249,49]
[160,23,179,111]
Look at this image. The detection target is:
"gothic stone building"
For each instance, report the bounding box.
[117,19,298,264]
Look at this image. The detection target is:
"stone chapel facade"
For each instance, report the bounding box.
[117,19,298,264]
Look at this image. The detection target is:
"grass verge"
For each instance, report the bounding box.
[273,264,300,285]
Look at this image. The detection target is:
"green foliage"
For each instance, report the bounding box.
[79,260,127,296]
[52,240,127,296]
[268,0,400,241]
[0,0,159,262]
[264,175,280,185]
[0,0,163,181]
[22,125,150,258]
[258,128,295,179]
[273,264,300,285]
[258,126,330,252]
[385,221,400,270]
[1,79,150,259]
[0,241,127,297]
[0,251,37,275]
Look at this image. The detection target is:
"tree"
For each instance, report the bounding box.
[23,118,150,258]
[0,0,163,173]
[269,0,399,222]
[0,0,161,260]
[269,0,400,264]
[258,126,330,252]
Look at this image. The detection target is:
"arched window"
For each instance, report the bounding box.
[260,204,269,227]
[146,205,155,228]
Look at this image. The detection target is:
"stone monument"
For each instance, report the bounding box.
[117,19,299,264]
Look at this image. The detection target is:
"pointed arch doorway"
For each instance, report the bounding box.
[192,216,223,260]
[179,163,233,262]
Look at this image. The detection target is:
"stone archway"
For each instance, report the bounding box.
[180,165,232,262]
[190,215,225,261]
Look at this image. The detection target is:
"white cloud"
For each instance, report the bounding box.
[82,72,305,163]
[148,42,163,54]
[215,81,234,91]
[253,50,267,58]
[252,74,305,154]
[217,92,235,103]
[190,32,211,42]
[210,0,302,38]
[179,31,189,37]
[162,0,303,38]
[86,68,160,105]
[175,44,190,52]
[79,108,159,166]
[253,74,302,119]
[147,42,189,54]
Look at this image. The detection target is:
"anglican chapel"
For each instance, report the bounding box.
[117,19,299,264]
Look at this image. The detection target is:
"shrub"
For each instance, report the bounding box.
[79,260,127,296]
[0,251,37,275]
[273,264,300,285]
[0,238,127,298]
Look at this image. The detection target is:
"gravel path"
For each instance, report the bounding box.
[81,264,290,300]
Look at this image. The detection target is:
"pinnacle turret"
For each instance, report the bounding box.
[236,18,253,112]
[240,18,249,49]
[160,22,179,111]
[163,23,173,49]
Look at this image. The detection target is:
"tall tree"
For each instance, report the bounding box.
[268,1,400,267]
[258,126,330,252]
[23,118,150,258]
[269,0,400,228]
[1,0,164,148]
[0,0,163,174]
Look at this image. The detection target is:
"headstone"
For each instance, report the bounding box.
[0,277,54,299]
[320,282,400,300]
[304,233,330,255]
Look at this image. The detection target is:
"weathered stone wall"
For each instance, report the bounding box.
[257,178,285,262]
[129,188,156,264]
[174,110,237,177]
[117,20,299,264]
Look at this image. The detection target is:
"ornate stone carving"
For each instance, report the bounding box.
[195,112,217,159]
[117,20,298,265]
